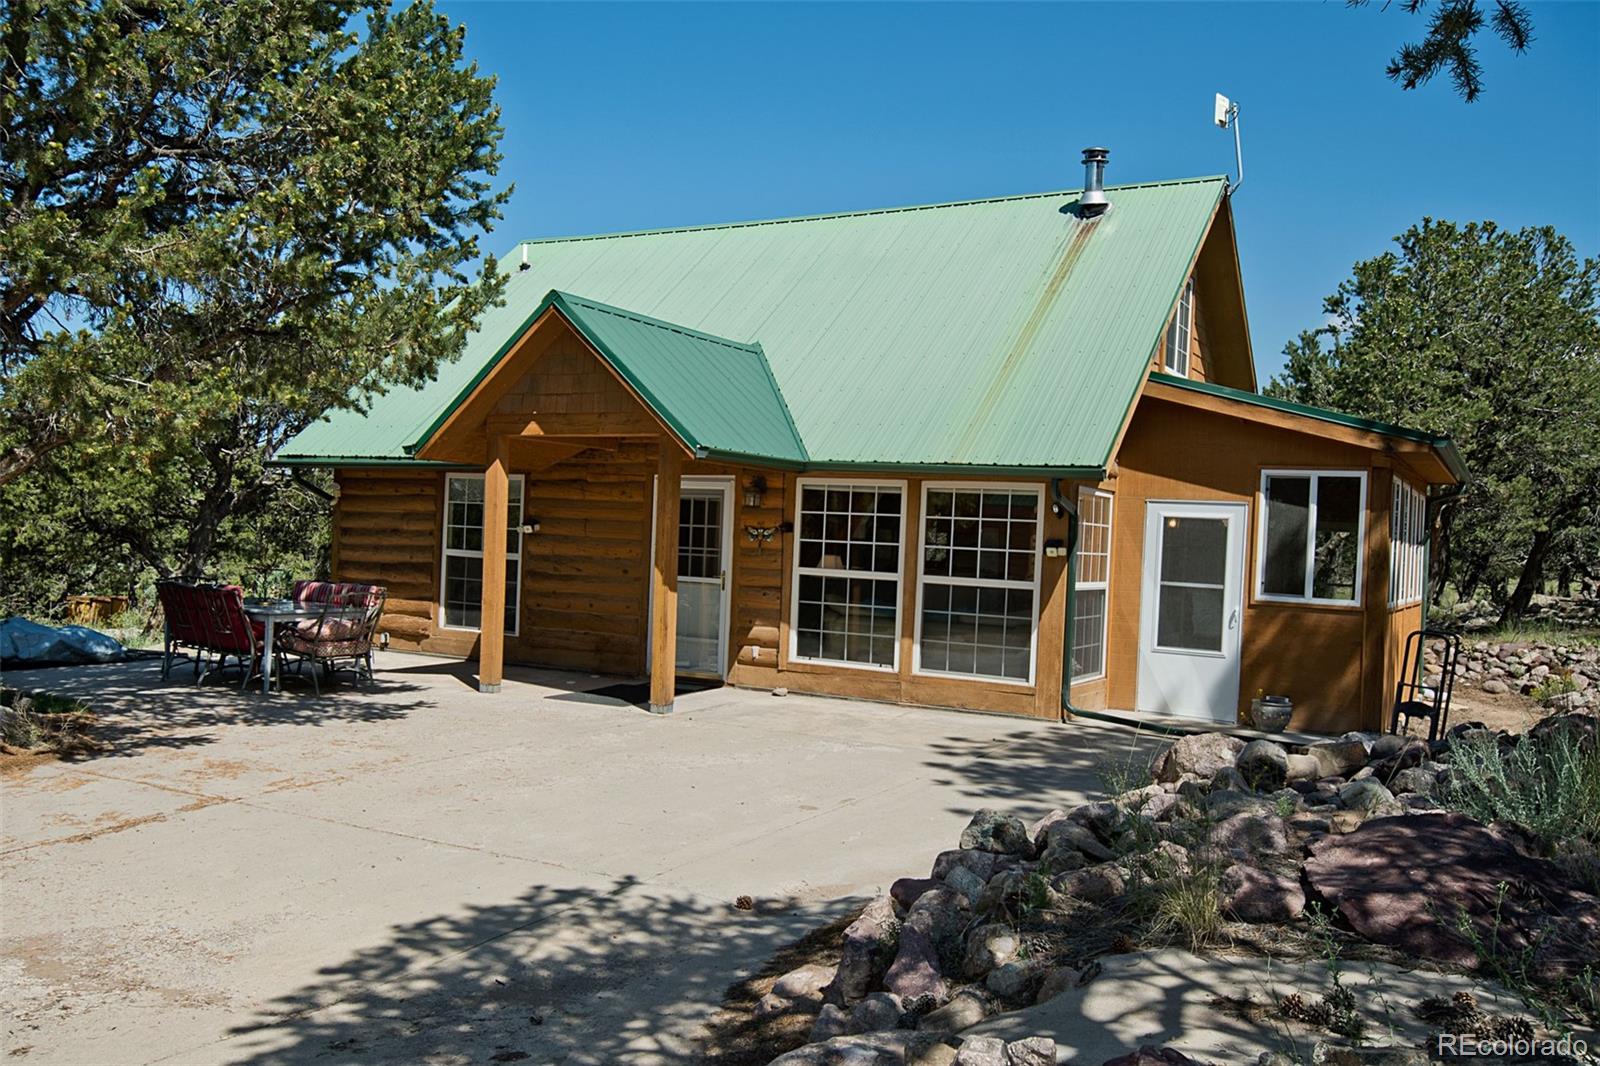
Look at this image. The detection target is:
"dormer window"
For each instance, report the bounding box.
[1163,276,1194,375]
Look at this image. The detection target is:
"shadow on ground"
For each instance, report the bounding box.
[221,877,853,1065]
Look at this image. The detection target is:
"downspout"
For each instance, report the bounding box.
[1050,479,1080,722]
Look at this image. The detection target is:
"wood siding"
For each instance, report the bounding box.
[1104,394,1397,734]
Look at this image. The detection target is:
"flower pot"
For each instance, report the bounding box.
[1250,696,1293,732]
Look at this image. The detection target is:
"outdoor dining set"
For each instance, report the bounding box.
[154,579,387,695]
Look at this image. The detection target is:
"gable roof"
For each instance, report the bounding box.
[279,176,1230,473]
[423,290,808,466]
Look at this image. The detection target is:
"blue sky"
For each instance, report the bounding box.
[442,1,1600,381]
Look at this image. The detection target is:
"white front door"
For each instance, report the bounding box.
[1136,500,1248,722]
[674,479,733,677]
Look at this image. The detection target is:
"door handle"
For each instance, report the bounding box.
[720,568,727,591]
[1228,608,1239,630]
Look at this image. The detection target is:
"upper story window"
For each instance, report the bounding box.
[1163,276,1194,376]
[1257,470,1366,606]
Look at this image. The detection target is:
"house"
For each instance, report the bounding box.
[275,150,1466,734]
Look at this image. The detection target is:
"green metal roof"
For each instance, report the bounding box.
[1150,372,1469,484]
[280,177,1229,472]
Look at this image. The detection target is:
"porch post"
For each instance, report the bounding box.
[649,443,683,713]
[478,434,511,693]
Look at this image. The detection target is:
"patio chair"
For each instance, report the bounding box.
[195,584,267,691]
[156,579,211,680]
[278,583,387,694]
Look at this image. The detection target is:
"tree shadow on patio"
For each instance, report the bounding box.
[221,875,854,1065]
[919,720,1165,819]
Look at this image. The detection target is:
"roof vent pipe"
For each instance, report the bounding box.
[1079,147,1110,217]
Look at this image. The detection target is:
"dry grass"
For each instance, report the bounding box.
[0,686,98,759]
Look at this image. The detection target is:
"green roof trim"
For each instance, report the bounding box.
[1149,372,1469,484]
[276,176,1234,472]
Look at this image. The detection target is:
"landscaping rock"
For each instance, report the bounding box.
[1138,791,1184,822]
[811,1002,852,1042]
[1151,732,1244,783]
[1481,678,1510,694]
[1305,738,1368,778]
[984,960,1034,999]
[773,1030,955,1065]
[1036,842,1090,875]
[849,991,905,1033]
[1236,739,1289,791]
[1202,789,1268,820]
[1039,819,1114,861]
[1388,767,1437,796]
[1220,863,1305,923]
[961,809,1034,856]
[1053,863,1125,903]
[1328,809,1366,834]
[775,963,838,1001]
[826,896,901,1005]
[944,865,987,904]
[1033,966,1076,1005]
[892,877,942,909]
[1004,1036,1057,1066]
[932,849,1021,884]
[1065,800,1123,841]
[1304,812,1600,980]
[1100,1047,1206,1066]
[1338,777,1396,813]
[1207,811,1289,859]
[920,986,994,1034]
[962,924,1020,978]
[954,1036,1008,1066]
[884,924,948,1004]
[1208,765,1249,793]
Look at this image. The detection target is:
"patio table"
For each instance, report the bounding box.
[243,600,366,695]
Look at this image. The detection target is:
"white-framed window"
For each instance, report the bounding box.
[915,484,1043,685]
[1071,488,1114,681]
[790,479,906,671]
[1389,479,1427,606]
[441,472,524,633]
[1162,275,1194,375]
[1256,469,1367,606]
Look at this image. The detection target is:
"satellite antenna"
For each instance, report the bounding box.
[1214,92,1243,194]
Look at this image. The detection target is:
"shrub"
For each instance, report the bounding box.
[1529,672,1579,703]
[1142,865,1224,952]
[0,687,95,753]
[1439,726,1600,850]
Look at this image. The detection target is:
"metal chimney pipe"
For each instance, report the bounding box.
[1080,147,1110,217]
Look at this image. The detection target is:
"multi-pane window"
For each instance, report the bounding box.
[441,473,523,632]
[678,494,723,579]
[792,481,904,669]
[1163,276,1194,375]
[917,486,1042,683]
[1071,489,1113,681]
[1257,470,1365,605]
[1389,479,1426,606]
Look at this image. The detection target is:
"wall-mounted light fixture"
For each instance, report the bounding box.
[743,475,767,509]
[744,525,779,546]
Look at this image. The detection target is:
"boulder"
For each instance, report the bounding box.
[1284,753,1321,783]
[775,963,838,1002]
[883,924,948,1004]
[1099,1048,1206,1066]
[1236,739,1289,791]
[1033,966,1077,1004]
[1388,767,1437,796]
[954,1036,1008,1066]
[826,896,901,1005]
[920,986,995,1034]
[811,1002,852,1042]
[849,991,905,1033]
[1304,738,1368,778]
[1151,732,1244,783]
[1304,812,1600,980]
[1036,843,1090,876]
[961,809,1034,856]
[1481,678,1510,694]
[1219,863,1305,923]
[1138,791,1184,822]
[1027,809,1070,849]
[932,849,1022,884]
[962,924,1020,978]
[1202,789,1269,820]
[1208,765,1249,793]
[773,1030,955,1065]
[1065,800,1124,841]
[1207,811,1289,859]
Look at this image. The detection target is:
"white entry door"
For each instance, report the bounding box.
[674,479,733,677]
[1136,500,1248,722]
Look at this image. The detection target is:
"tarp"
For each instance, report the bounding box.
[0,617,132,665]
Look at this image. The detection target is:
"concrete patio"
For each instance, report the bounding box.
[1,653,1153,1065]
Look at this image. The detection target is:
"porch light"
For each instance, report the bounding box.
[743,475,767,509]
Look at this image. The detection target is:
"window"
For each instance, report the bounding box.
[1256,470,1366,605]
[1162,276,1194,375]
[791,480,904,670]
[1071,489,1113,681]
[916,485,1042,684]
[441,473,524,632]
[1390,479,1427,606]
